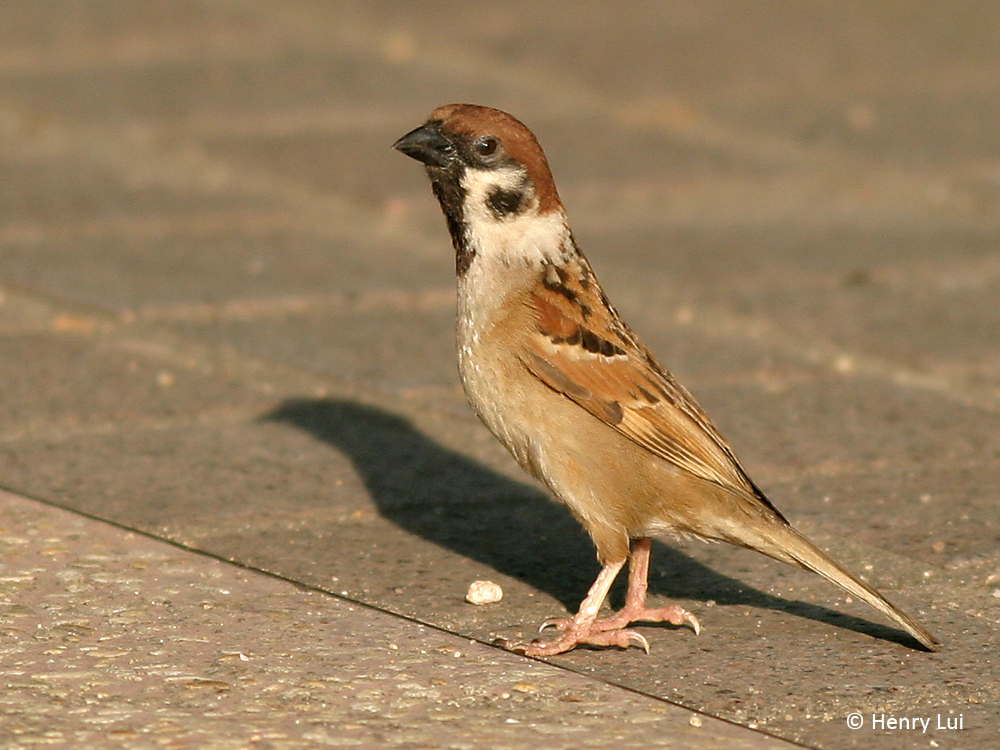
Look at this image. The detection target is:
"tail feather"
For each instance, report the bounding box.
[736,520,939,651]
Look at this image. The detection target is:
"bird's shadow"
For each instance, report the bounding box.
[265,397,922,649]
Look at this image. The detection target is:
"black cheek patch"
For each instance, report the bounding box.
[486,186,526,219]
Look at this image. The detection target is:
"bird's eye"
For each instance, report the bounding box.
[475,137,499,157]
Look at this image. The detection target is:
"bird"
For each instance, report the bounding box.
[393,103,939,656]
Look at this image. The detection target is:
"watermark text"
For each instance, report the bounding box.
[846,713,964,732]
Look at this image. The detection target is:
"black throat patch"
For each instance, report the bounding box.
[428,169,476,276]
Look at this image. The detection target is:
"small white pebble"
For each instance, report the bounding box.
[466,580,503,605]
[689,715,703,728]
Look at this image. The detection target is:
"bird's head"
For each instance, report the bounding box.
[394,104,568,272]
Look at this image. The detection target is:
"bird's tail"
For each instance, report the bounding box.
[733,518,939,651]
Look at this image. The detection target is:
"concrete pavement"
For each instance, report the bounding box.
[1,2,999,747]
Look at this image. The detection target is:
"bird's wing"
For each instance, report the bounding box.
[519,261,764,501]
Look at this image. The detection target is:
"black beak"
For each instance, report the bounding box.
[393,124,456,169]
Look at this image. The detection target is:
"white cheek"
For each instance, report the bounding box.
[461,166,527,211]
[459,167,569,267]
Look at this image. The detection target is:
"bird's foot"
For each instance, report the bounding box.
[498,603,699,656]
[497,622,651,657]
[540,602,700,638]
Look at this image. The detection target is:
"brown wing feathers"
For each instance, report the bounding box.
[521,261,770,504]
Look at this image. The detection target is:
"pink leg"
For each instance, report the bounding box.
[501,559,650,657]
[532,538,700,654]
[589,537,700,636]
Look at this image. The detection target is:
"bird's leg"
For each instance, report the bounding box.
[502,559,651,656]
[594,537,700,635]
[540,538,700,645]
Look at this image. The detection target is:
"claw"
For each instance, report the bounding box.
[626,631,650,654]
[494,637,535,655]
[539,618,570,633]
[686,613,701,636]
[665,607,700,635]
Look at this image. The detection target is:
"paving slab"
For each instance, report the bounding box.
[1,489,791,750]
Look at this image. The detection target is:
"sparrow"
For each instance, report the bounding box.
[393,103,939,656]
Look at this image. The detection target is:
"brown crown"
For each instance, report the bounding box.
[430,104,563,215]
